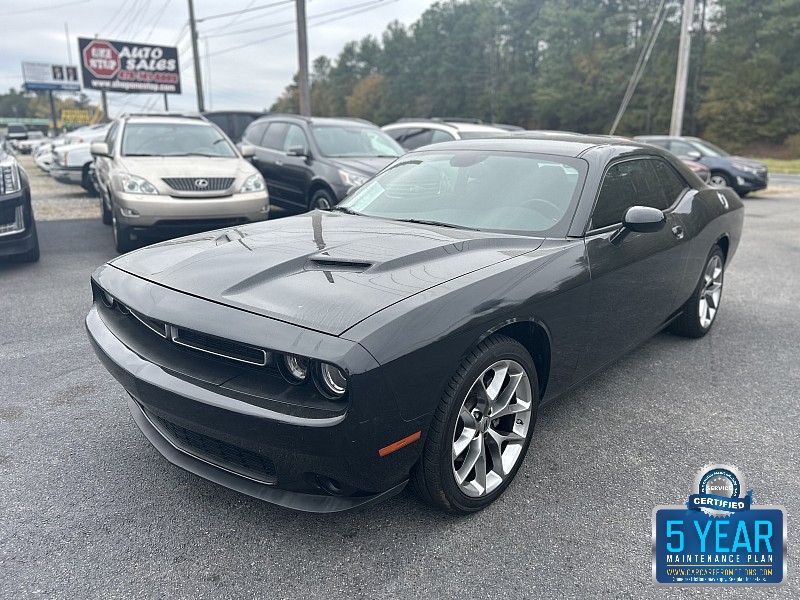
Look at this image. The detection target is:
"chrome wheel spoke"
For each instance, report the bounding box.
[451,357,533,498]
[698,255,723,329]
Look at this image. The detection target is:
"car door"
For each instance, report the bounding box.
[250,122,289,205]
[574,157,690,380]
[276,123,314,210]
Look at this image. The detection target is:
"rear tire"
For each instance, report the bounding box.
[412,334,539,514]
[670,246,725,338]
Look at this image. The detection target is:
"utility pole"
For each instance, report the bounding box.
[188,0,205,112]
[669,0,695,136]
[295,0,311,116]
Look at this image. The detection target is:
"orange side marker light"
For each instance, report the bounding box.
[378,430,421,457]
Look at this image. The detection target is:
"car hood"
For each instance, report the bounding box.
[327,156,397,175]
[116,156,257,180]
[110,211,544,336]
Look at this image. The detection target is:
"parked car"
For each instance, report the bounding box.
[634,135,767,195]
[16,131,46,154]
[51,140,103,194]
[202,110,265,143]
[35,124,109,172]
[0,146,39,262]
[6,124,29,146]
[241,114,404,211]
[91,113,269,253]
[382,118,509,150]
[682,158,711,182]
[86,134,743,514]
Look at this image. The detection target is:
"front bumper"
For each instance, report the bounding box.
[732,170,768,193]
[114,189,269,229]
[50,165,83,184]
[85,266,424,512]
[0,189,37,258]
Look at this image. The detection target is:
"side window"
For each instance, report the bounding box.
[401,128,434,150]
[430,130,455,144]
[668,140,697,157]
[591,159,669,230]
[261,123,288,150]
[282,124,308,154]
[243,121,268,146]
[384,127,407,143]
[651,159,688,207]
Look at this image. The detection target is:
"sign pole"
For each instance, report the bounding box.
[163,93,169,112]
[187,0,205,112]
[47,90,59,135]
[101,91,109,122]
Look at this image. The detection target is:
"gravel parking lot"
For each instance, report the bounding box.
[1,161,798,599]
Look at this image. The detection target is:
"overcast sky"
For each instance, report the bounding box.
[0,0,437,116]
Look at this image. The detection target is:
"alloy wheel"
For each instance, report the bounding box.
[699,254,723,329]
[451,359,532,497]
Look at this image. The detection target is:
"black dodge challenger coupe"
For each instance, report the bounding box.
[86,135,743,514]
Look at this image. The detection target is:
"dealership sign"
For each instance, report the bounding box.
[78,38,181,94]
[22,62,81,92]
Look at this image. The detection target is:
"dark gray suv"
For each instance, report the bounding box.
[635,135,768,196]
[241,115,404,211]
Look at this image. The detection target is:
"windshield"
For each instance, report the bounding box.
[121,123,238,157]
[338,150,586,234]
[692,139,729,157]
[311,125,404,158]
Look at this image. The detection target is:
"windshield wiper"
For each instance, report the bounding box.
[330,206,361,215]
[392,218,467,229]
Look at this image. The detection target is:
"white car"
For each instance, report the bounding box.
[35,125,109,173]
[382,119,509,150]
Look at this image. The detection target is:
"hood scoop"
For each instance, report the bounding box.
[306,257,373,272]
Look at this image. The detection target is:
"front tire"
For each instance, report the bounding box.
[309,189,334,210]
[112,209,135,253]
[11,220,40,263]
[670,246,725,338]
[101,192,112,225]
[709,172,731,189]
[412,334,539,514]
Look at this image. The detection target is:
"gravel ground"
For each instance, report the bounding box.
[19,154,101,221]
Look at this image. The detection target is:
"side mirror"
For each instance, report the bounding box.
[610,206,666,246]
[686,150,702,160]
[239,144,255,158]
[286,145,308,157]
[90,142,109,157]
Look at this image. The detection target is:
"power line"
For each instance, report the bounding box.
[208,0,396,58]
[0,0,89,17]
[196,0,294,23]
[205,0,389,39]
[143,0,174,41]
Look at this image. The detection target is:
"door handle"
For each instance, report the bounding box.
[274,160,284,166]
[671,225,685,240]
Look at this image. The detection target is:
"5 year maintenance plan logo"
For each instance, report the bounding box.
[652,463,787,586]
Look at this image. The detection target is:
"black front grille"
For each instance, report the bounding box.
[162,177,234,192]
[151,413,277,482]
[173,327,268,365]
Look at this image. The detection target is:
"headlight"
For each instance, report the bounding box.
[116,173,158,195]
[278,354,310,384]
[314,362,348,399]
[0,158,21,194]
[240,173,266,193]
[731,162,759,175]
[339,169,368,189]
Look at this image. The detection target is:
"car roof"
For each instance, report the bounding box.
[252,114,377,128]
[123,114,211,126]
[383,120,507,133]
[407,133,654,158]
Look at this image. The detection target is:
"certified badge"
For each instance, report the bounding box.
[652,463,786,586]
[689,463,751,517]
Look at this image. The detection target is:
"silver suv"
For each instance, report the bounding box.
[382,119,508,150]
[91,114,269,253]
